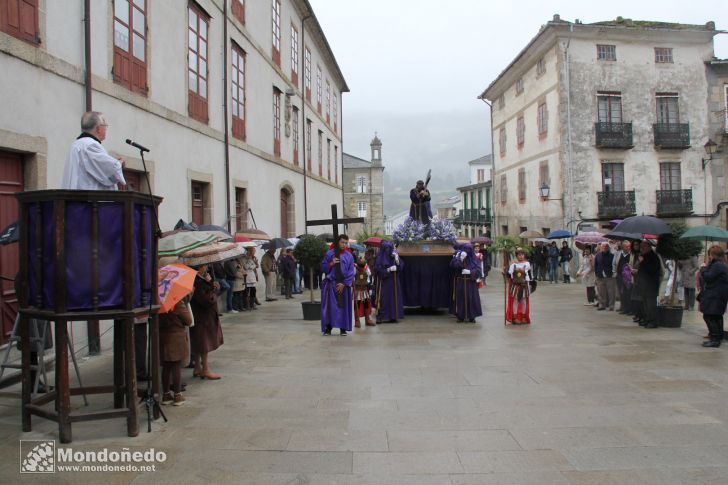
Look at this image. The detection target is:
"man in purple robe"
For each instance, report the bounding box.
[374,240,404,323]
[449,243,483,323]
[320,234,356,336]
[409,180,432,224]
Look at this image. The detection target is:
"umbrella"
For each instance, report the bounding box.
[197,224,232,236]
[197,230,233,242]
[237,241,257,248]
[179,241,246,267]
[317,233,335,242]
[680,225,728,242]
[234,234,253,243]
[236,228,271,241]
[471,236,492,245]
[612,215,672,236]
[0,222,19,245]
[605,231,644,241]
[575,231,607,245]
[609,219,623,226]
[158,263,197,313]
[261,238,293,250]
[546,229,573,239]
[349,243,365,252]
[519,230,544,239]
[159,231,217,256]
[363,237,383,247]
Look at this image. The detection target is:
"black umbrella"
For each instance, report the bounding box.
[0,222,19,245]
[605,230,643,241]
[612,216,672,236]
[261,238,292,250]
[197,224,233,238]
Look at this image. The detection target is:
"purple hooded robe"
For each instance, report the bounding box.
[449,244,483,321]
[320,248,355,332]
[374,240,405,322]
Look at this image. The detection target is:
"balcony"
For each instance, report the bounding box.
[653,123,690,149]
[656,189,693,216]
[595,122,634,149]
[459,209,492,225]
[597,190,636,218]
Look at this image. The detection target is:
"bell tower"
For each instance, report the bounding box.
[370,133,382,167]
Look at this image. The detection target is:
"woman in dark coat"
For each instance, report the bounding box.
[636,240,661,328]
[159,298,193,405]
[698,245,728,348]
[450,243,483,323]
[190,264,224,379]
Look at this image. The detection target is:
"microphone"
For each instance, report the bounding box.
[125,138,150,153]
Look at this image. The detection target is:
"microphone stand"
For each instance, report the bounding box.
[130,144,167,431]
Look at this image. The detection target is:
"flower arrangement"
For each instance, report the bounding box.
[392,217,426,244]
[427,217,457,244]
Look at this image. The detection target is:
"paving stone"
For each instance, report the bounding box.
[353,451,464,474]
[387,429,522,452]
[457,450,573,473]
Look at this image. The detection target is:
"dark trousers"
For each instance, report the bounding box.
[162,361,182,394]
[586,286,596,303]
[642,295,657,325]
[703,314,724,343]
[620,285,632,313]
[684,288,696,310]
[283,277,293,298]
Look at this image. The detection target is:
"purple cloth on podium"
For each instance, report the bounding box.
[400,256,454,308]
[374,241,404,321]
[27,200,155,311]
[320,249,355,332]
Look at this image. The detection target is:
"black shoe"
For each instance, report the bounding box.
[702,340,721,348]
[469,319,476,323]
[597,307,606,311]
[340,330,348,336]
[322,331,331,336]
[632,317,641,322]
[645,323,658,329]
[638,321,647,327]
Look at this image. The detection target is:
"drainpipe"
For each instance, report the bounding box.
[84,0,92,111]
[301,14,311,233]
[222,2,231,232]
[564,28,574,232]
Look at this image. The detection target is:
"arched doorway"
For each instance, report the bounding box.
[280,187,291,237]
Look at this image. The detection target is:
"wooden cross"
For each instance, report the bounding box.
[306,204,364,240]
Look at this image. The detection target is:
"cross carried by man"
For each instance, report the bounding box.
[305,204,364,239]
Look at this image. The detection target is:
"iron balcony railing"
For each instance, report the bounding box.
[595,122,634,149]
[656,189,693,216]
[459,209,492,224]
[653,123,690,149]
[597,190,636,218]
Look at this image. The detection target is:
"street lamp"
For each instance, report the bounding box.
[539,183,563,201]
[702,139,717,170]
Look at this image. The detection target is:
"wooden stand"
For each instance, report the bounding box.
[16,190,162,443]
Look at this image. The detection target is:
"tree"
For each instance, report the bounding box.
[656,222,702,306]
[293,235,328,303]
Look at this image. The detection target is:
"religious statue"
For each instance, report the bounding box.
[409,179,432,225]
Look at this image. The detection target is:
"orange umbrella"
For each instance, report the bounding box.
[158,263,197,313]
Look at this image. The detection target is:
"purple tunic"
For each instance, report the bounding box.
[374,241,405,322]
[320,249,355,332]
[449,244,483,321]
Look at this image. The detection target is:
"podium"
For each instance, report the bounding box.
[16,190,162,443]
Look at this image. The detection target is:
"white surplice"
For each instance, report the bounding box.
[61,136,126,190]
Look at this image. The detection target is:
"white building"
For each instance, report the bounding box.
[0,1,347,344]
[384,210,409,236]
[455,155,493,238]
[479,16,724,237]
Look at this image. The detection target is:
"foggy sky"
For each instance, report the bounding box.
[309,1,727,212]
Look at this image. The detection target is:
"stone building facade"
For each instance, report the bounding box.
[455,155,493,238]
[0,0,347,344]
[480,16,724,237]
[343,135,385,237]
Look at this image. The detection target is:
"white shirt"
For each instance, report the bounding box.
[61,136,125,190]
[508,261,532,281]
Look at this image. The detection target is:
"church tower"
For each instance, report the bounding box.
[370,133,382,167]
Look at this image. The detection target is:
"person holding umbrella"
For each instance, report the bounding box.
[261,247,279,302]
[698,246,728,348]
[189,264,224,379]
[634,240,661,328]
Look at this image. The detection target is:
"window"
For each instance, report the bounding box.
[231,43,246,140]
[333,94,338,132]
[292,107,299,165]
[659,162,681,190]
[235,187,248,231]
[273,87,281,156]
[231,0,245,24]
[654,47,673,63]
[290,24,299,85]
[318,130,323,176]
[334,146,338,184]
[656,93,679,125]
[325,80,331,124]
[501,225,509,235]
[113,0,147,94]
[597,44,616,61]
[316,65,322,113]
[597,92,622,123]
[518,168,526,203]
[500,174,507,203]
[271,0,281,65]
[306,119,312,171]
[537,57,546,76]
[539,161,550,189]
[356,176,367,194]
[497,94,505,110]
[304,47,312,101]
[499,127,506,157]
[188,5,209,123]
[542,228,550,238]
[537,102,548,136]
[516,115,525,148]
[477,169,485,183]
[358,202,367,218]
[327,139,331,180]
[0,0,39,44]
[601,163,625,192]
[515,78,524,95]
[191,181,207,225]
